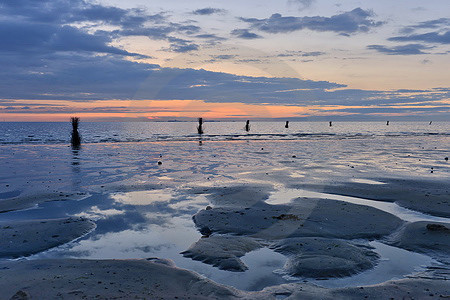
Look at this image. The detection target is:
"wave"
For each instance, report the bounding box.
[1,132,449,145]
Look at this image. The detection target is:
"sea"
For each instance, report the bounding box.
[0,121,449,145]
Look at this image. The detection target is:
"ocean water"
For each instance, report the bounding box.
[0,121,449,291]
[0,121,448,144]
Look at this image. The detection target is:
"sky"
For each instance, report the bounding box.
[0,0,449,121]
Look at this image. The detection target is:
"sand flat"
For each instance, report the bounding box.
[292,178,450,218]
[270,237,379,278]
[193,198,404,240]
[0,192,90,213]
[0,258,448,299]
[0,258,255,300]
[386,221,450,264]
[0,217,95,258]
[182,235,262,272]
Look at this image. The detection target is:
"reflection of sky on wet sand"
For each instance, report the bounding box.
[266,187,449,223]
[17,187,444,291]
[111,190,173,205]
[1,133,449,291]
[26,191,294,291]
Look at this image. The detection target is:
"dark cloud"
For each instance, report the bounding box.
[192,8,226,16]
[231,29,262,39]
[367,44,433,55]
[1,0,157,28]
[1,44,447,109]
[0,53,158,100]
[389,31,450,45]
[0,20,144,57]
[400,18,450,34]
[0,51,448,119]
[0,49,346,102]
[0,0,204,54]
[169,43,199,53]
[240,8,383,35]
[327,106,450,115]
[166,37,199,53]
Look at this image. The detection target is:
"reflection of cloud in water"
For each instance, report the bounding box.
[168,195,209,210]
[111,190,173,205]
[67,216,199,259]
[75,206,124,220]
[94,211,149,235]
[351,178,386,185]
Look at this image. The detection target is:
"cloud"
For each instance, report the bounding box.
[1,0,157,29]
[0,20,144,57]
[231,29,262,39]
[277,51,325,57]
[389,31,450,45]
[393,19,450,45]
[0,53,159,100]
[0,0,205,54]
[400,18,450,34]
[1,52,448,120]
[169,43,199,53]
[192,8,226,16]
[367,44,433,55]
[0,49,345,102]
[194,34,227,42]
[290,0,315,10]
[240,8,383,35]
[165,37,199,53]
[211,55,237,60]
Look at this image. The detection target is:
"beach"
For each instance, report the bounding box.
[0,121,449,299]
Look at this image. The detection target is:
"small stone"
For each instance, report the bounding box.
[10,290,30,300]
[272,214,299,221]
[426,224,448,231]
[199,226,212,236]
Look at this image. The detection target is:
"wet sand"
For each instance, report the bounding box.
[0,258,448,299]
[0,137,449,298]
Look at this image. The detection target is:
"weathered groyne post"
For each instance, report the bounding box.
[245,120,250,132]
[285,121,289,128]
[197,117,204,134]
[71,117,81,148]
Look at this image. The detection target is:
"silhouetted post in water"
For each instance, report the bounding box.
[329,121,332,127]
[285,121,289,128]
[245,120,250,132]
[386,121,389,125]
[197,117,204,134]
[70,117,81,148]
[429,121,433,125]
